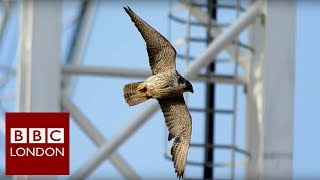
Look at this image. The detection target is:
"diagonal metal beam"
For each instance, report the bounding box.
[175,0,251,66]
[0,0,11,47]
[62,0,97,95]
[60,94,139,179]
[70,1,263,178]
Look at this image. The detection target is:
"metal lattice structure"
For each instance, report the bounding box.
[0,0,295,179]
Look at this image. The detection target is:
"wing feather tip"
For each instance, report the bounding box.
[176,171,184,179]
[123,6,132,13]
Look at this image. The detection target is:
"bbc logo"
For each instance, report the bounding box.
[11,128,64,144]
[6,112,70,175]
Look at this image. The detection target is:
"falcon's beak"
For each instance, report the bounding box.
[186,81,194,93]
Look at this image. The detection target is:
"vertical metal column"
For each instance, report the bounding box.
[245,0,295,179]
[245,1,264,178]
[16,0,61,179]
[204,0,217,179]
[262,1,295,179]
[17,0,61,112]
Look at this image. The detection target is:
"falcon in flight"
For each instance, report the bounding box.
[123,6,193,179]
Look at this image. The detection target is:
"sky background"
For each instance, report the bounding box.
[0,0,319,179]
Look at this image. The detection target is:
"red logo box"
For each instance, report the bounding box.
[5,112,69,175]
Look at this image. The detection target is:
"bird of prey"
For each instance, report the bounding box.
[123,6,194,179]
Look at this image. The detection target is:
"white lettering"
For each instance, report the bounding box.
[10,128,65,144]
[10,147,65,157]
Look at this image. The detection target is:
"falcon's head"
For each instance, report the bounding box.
[184,80,194,93]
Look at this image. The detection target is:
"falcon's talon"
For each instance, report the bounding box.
[140,92,147,97]
[137,83,147,92]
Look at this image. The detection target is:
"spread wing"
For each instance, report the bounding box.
[158,96,192,179]
[124,6,176,75]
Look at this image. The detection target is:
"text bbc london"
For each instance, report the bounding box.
[5,113,69,175]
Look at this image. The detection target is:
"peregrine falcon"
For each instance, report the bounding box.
[123,6,193,179]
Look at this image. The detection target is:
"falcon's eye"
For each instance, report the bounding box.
[178,76,185,84]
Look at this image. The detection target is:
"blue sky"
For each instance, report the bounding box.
[294,1,320,178]
[1,0,320,179]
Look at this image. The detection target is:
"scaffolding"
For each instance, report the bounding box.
[0,0,295,179]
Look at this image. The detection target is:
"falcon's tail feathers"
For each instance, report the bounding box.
[124,82,149,106]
